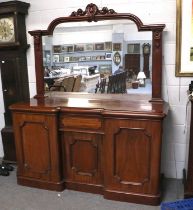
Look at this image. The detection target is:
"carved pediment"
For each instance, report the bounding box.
[70,3,116,20]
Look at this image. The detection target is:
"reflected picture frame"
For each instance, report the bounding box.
[53,54,60,63]
[105,52,112,60]
[95,43,104,51]
[64,56,70,62]
[53,45,62,53]
[105,42,112,51]
[74,44,84,52]
[176,0,193,76]
[85,43,94,51]
[44,50,51,63]
[113,43,122,51]
[113,51,121,66]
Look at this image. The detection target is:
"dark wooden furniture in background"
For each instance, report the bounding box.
[0,1,30,163]
[125,54,140,76]
[10,3,168,205]
[184,100,193,198]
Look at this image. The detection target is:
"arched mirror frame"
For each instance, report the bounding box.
[29,3,165,101]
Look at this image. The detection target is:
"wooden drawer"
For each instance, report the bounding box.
[60,115,102,130]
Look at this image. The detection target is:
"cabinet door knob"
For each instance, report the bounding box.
[3,89,7,92]
[1,61,5,63]
[24,163,28,168]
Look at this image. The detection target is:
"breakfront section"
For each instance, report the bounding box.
[103,115,163,205]
[12,109,64,191]
[10,98,168,205]
[59,112,104,194]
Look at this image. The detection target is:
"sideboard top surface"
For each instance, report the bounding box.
[10,93,169,119]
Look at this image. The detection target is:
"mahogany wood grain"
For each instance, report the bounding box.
[10,95,168,205]
[12,111,64,190]
[60,115,102,130]
[62,132,103,185]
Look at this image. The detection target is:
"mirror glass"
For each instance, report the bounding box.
[42,20,152,96]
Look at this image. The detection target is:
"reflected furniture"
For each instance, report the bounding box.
[107,71,127,93]
[49,75,76,92]
[125,54,140,76]
[95,71,127,94]
[142,43,151,78]
[10,3,168,205]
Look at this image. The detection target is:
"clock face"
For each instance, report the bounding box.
[0,17,15,43]
[143,44,150,54]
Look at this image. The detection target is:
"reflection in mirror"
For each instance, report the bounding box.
[43,20,152,96]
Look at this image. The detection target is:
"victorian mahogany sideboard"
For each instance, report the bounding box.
[10,94,168,205]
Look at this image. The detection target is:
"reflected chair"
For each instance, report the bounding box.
[49,76,75,92]
[72,75,82,92]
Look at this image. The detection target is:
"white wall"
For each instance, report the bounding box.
[0,0,191,179]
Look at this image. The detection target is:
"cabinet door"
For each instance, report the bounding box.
[62,132,103,186]
[104,118,162,195]
[12,112,60,182]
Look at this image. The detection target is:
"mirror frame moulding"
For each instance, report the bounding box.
[29,3,165,102]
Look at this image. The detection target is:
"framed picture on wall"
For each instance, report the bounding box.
[127,43,140,54]
[61,45,67,52]
[85,56,91,61]
[100,55,106,60]
[67,45,73,52]
[74,44,84,52]
[176,0,193,76]
[85,43,94,51]
[105,42,112,51]
[113,43,122,51]
[53,45,62,53]
[64,56,70,62]
[105,52,112,60]
[44,50,51,63]
[95,43,104,51]
[92,56,97,60]
[59,54,64,62]
[53,54,60,63]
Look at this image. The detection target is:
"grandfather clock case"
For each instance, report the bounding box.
[0,1,30,163]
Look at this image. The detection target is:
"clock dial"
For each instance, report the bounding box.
[0,17,15,43]
[144,46,149,54]
[143,44,151,55]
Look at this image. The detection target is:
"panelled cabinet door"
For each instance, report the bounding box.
[104,118,162,195]
[62,132,103,186]
[12,112,60,182]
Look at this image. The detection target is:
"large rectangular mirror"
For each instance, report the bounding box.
[43,20,152,96]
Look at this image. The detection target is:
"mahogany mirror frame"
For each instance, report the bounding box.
[29,3,165,102]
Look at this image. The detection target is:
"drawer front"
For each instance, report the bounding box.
[60,115,102,130]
